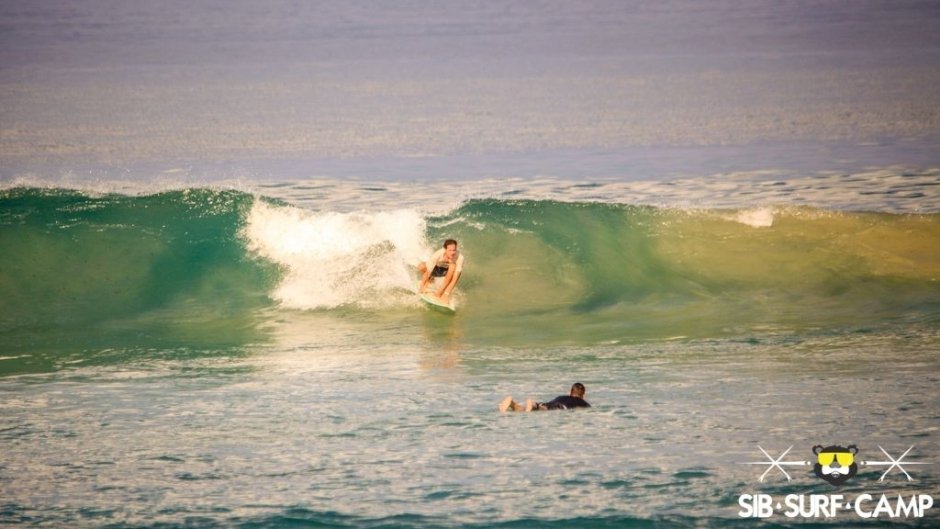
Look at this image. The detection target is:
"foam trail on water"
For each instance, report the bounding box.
[243,201,430,309]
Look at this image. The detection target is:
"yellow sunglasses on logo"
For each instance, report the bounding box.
[817,452,854,466]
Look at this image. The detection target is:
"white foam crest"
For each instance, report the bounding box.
[243,200,430,310]
[733,207,775,228]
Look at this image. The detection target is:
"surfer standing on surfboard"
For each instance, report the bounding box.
[417,239,464,305]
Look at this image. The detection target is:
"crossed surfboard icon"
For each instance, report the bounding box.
[742,445,931,483]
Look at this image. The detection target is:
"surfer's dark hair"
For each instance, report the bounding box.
[571,383,586,398]
[443,239,458,249]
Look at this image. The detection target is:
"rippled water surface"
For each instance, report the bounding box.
[2,328,938,528]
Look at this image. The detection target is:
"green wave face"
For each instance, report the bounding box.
[0,188,278,368]
[2,190,938,373]
[438,199,940,344]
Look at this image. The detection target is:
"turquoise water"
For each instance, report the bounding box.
[1,181,939,527]
[3,186,939,367]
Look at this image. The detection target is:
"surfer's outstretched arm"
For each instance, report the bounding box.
[437,270,461,302]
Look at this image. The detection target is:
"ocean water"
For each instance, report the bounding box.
[2,179,939,528]
[2,2,940,528]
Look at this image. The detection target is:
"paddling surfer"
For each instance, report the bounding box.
[499,383,591,412]
[417,239,464,304]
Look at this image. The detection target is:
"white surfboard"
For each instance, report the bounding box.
[419,292,456,313]
[417,280,456,313]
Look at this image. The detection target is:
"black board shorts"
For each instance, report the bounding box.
[430,265,449,277]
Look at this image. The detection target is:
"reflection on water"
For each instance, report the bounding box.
[419,310,464,371]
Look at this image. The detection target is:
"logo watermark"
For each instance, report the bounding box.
[737,444,934,519]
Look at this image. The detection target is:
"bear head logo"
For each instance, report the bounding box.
[813,444,858,486]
